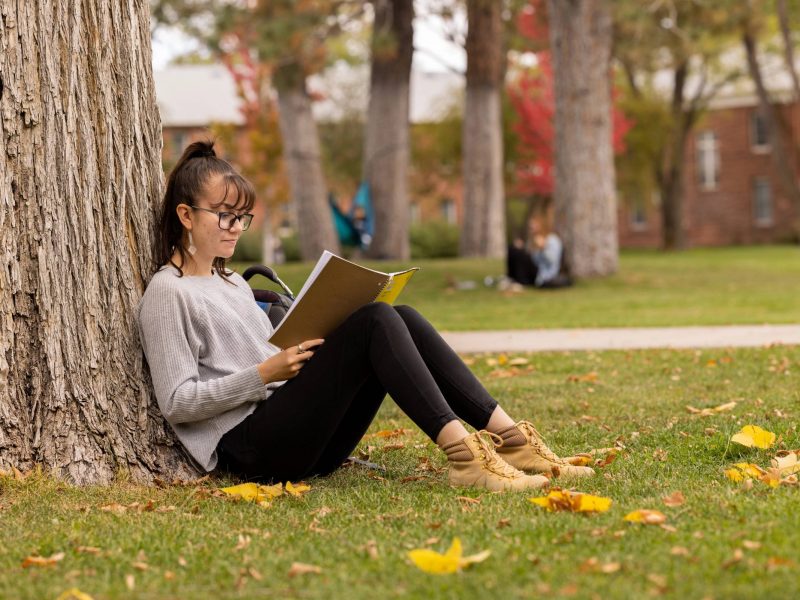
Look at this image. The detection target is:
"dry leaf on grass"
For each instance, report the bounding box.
[287,562,322,577]
[730,425,776,449]
[285,481,312,497]
[662,491,685,507]
[772,451,800,475]
[579,557,621,574]
[567,372,599,383]
[624,510,667,525]
[22,552,65,568]
[685,401,737,417]
[362,428,413,440]
[407,537,490,574]
[55,589,94,600]
[529,489,612,513]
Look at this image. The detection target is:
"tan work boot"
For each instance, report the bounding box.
[495,421,595,479]
[442,430,550,491]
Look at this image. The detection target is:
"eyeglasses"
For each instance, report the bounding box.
[190,206,254,231]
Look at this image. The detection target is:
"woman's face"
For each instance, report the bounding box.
[181,174,245,261]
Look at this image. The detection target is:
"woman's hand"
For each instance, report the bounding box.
[257,339,324,384]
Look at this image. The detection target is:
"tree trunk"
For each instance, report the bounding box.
[0,0,196,483]
[548,0,618,277]
[743,28,800,218]
[659,63,690,250]
[776,0,800,101]
[460,0,506,258]
[275,65,340,261]
[364,0,413,260]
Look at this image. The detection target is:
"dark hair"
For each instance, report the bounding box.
[156,140,256,281]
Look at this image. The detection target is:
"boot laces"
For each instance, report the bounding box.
[517,421,564,464]
[475,431,524,478]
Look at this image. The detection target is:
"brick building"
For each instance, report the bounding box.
[618,97,800,248]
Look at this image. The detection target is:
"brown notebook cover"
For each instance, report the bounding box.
[268,252,416,349]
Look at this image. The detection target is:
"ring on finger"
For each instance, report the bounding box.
[298,343,305,353]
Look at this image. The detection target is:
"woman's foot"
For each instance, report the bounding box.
[442,431,550,491]
[495,421,595,478]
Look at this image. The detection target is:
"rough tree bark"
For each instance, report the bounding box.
[776,0,800,101]
[0,1,196,483]
[460,0,506,258]
[275,64,340,261]
[364,0,413,260]
[548,0,618,276]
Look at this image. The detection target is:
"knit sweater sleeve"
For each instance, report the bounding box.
[137,280,266,425]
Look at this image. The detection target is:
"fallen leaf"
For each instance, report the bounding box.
[567,371,599,383]
[407,538,490,574]
[662,491,685,507]
[722,548,744,569]
[670,546,690,556]
[131,562,149,571]
[741,540,761,550]
[234,534,251,551]
[766,556,795,571]
[685,401,737,417]
[364,540,379,560]
[75,546,101,555]
[624,510,667,525]
[285,481,312,497]
[731,425,776,449]
[219,482,283,505]
[22,552,65,568]
[124,574,135,591]
[55,589,94,600]
[529,489,612,513]
[287,562,322,577]
[362,428,413,439]
[99,503,128,514]
[772,451,800,475]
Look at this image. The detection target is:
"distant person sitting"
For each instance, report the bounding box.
[506,217,572,289]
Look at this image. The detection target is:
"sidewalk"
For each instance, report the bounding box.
[441,324,800,354]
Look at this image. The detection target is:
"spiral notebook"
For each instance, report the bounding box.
[268,251,418,349]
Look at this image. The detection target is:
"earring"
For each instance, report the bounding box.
[188,231,197,256]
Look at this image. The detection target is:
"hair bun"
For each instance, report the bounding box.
[186,140,217,160]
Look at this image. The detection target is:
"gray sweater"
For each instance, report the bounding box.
[136,266,284,471]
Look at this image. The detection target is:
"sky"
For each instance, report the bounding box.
[150,2,467,74]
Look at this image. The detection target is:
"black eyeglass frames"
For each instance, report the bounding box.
[190,206,254,231]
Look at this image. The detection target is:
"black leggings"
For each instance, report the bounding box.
[216,303,498,482]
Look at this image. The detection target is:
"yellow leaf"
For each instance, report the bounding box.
[724,468,744,482]
[220,483,261,502]
[285,482,311,497]
[528,489,612,513]
[22,552,65,568]
[56,590,94,600]
[219,482,283,505]
[408,538,490,574]
[624,510,667,525]
[287,562,322,577]
[731,425,776,449]
[732,463,765,478]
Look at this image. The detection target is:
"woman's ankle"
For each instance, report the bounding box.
[435,420,470,448]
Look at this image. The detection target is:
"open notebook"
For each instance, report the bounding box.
[268,251,418,349]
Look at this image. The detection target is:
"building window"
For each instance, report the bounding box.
[696,131,720,190]
[440,198,456,224]
[751,110,770,150]
[753,177,773,226]
[410,203,421,224]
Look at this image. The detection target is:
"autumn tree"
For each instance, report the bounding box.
[364,0,415,260]
[152,0,342,260]
[548,0,618,277]
[614,1,742,249]
[0,0,196,483]
[739,0,800,226]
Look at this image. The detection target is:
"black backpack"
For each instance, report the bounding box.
[242,265,295,328]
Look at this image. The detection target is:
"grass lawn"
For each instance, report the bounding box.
[3,345,799,599]
[234,245,800,330]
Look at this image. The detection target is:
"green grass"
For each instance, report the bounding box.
[3,346,799,599]
[234,245,800,330]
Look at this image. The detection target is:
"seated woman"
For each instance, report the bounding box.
[137,141,592,492]
[506,216,572,289]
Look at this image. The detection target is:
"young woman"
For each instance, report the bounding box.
[137,141,593,491]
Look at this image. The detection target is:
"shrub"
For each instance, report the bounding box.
[410,221,460,259]
[231,230,263,263]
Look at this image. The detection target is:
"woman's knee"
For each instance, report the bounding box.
[353,301,399,325]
